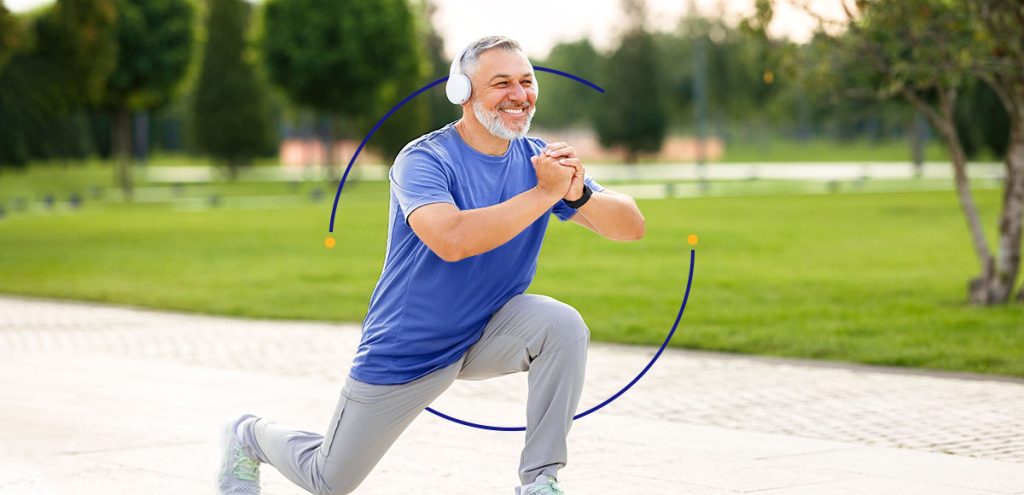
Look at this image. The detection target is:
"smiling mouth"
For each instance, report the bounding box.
[500,107,528,117]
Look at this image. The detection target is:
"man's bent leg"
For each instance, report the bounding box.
[242,362,461,495]
[459,294,589,485]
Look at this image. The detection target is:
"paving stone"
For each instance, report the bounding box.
[2,295,1023,493]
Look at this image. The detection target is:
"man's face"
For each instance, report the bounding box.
[468,48,538,140]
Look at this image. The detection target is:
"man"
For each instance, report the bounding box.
[217,36,645,495]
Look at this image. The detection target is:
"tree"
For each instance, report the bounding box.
[0,0,117,167]
[365,0,438,163]
[968,0,1024,302]
[779,0,1022,305]
[593,0,667,163]
[533,40,604,130]
[259,0,418,177]
[105,0,196,199]
[191,0,273,179]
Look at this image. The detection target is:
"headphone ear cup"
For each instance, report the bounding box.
[446,74,472,105]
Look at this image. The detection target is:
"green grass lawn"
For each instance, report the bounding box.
[1,165,1022,377]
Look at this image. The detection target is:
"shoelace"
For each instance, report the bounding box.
[232,445,260,481]
[527,479,564,495]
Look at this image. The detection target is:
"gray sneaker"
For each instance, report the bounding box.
[217,414,261,494]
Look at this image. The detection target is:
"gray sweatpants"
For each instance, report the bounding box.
[241,293,589,495]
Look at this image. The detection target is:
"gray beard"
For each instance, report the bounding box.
[472,99,535,140]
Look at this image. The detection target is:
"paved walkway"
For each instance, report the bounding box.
[1,296,1022,494]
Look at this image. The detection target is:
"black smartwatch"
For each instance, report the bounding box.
[564,184,592,209]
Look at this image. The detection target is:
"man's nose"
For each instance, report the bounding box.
[508,82,527,101]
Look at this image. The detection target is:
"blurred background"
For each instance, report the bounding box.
[0,0,1021,377]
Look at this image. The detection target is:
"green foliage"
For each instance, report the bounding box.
[956,79,1010,159]
[682,17,780,127]
[364,0,437,163]
[0,52,91,166]
[533,40,603,129]
[0,2,21,72]
[0,0,118,167]
[367,71,430,164]
[191,0,274,173]
[640,8,831,145]
[105,0,196,111]
[773,2,984,146]
[39,0,118,104]
[856,1,977,98]
[966,0,1024,146]
[594,28,667,161]
[259,0,418,118]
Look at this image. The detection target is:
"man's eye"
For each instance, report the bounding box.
[495,82,508,87]
[522,80,532,86]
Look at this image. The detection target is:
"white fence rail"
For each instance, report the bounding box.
[143,161,1005,185]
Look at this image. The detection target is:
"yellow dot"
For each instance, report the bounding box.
[763,70,774,84]
[325,236,336,249]
[687,234,699,246]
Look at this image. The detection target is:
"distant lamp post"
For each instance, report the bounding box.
[693,33,710,191]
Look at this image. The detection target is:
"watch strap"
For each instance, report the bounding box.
[564,184,592,209]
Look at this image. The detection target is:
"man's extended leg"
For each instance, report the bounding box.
[238,361,461,495]
[458,293,590,486]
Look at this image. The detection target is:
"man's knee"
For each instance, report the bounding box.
[540,298,589,352]
[316,459,364,495]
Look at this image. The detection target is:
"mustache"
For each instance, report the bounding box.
[498,103,531,110]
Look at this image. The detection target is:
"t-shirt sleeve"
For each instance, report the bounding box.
[551,175,606,222]
[390,149,456,225]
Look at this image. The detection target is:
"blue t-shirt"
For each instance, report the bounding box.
[349,122,604,385]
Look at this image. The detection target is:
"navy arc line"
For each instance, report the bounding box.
[425,249,696,431]
[322,66,683,432]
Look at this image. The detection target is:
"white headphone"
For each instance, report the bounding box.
[445,46,472,105]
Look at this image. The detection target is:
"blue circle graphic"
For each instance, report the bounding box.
[326,69,695,431]
[426,250,694,431]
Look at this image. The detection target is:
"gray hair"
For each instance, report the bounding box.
[457,36,531,78]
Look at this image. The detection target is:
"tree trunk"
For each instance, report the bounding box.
[911,112,928,178]
[320,114,338,181]
[112,107,134,201]
[133,111,149,165]
[911,89,997,304]
[974,75,1024,305]
[1001,112,1024,304]
[945,129,996,304]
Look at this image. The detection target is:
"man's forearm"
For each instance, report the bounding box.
[446,187,562,261]
[576,191,645,241]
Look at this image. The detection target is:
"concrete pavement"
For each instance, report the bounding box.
[1,296,1022,494]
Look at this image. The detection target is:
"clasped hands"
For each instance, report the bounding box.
[530,142,586,202]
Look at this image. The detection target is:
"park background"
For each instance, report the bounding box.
[0,0,1021,377]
